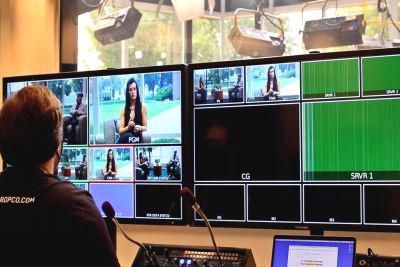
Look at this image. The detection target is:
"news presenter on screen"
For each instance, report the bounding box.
[118,77,148,144]
[263,66,281,100]
[0,86,120,267]
[104,148,118,180]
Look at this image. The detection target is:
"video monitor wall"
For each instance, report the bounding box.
[3,65,186,224]
[189,48,400,231]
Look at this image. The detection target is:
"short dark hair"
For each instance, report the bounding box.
[77,93,84,98]
[0,86,62,167]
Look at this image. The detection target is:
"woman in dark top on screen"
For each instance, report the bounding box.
[103,149,118,180]
[138,152,149,178]
[196,76,207,104]
[118,78,148,143]
[263,66,281,100]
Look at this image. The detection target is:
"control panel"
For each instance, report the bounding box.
[356,253,400,267]
[132,244,256,267]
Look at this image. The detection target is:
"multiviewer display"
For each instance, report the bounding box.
[4,48,400,231]
[3,66,185,224]
[190,48,400,230]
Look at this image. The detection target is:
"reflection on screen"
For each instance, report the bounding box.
[303,185,361,224]
[135,184,182,219]
[194,104,300,181]
[195,185,245,221]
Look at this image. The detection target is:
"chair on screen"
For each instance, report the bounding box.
[95,118,151,144]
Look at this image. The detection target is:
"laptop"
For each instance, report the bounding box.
[271,235,356,267]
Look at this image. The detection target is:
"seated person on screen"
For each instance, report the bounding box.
[228,74,244,101]
[0,85,120,266]
[263,66,281,100]
[75,154,87,180]
[138,152,149,179]
[117,78,147,144]
[195,76,207,104]
[103,149,118,180]
[63,93,87,144]
[167,150,180,178]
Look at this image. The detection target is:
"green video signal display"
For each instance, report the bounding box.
[362,55,400,96]
[304,98,400,181]
[302,58,359,99]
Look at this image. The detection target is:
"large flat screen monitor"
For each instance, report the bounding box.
[188,47,400,232]
[2,64,187,225]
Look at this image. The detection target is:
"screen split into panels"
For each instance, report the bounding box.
[3,48,400,231]
[3,65,187,224]
[190,49,400,230]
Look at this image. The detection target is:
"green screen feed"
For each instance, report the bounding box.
[302,58,359,99]
[303,98,400,181]
[362,55,400,96]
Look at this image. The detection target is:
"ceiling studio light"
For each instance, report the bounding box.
[228,8,285,57]
[301,0,366,50]
[171,0,205,22]
[94,0,142,46]
[303,14,366,50]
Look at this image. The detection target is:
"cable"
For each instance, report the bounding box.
[80,0,104,8]
[383,0,400,33]
[321,0,342,27]
[368,247,376,263]
[254,0,285,43]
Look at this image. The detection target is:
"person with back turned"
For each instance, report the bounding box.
[0,86,120,267]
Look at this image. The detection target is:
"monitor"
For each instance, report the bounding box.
[271,235,356,267]
[188,47,400,232]
[2,64,187,225]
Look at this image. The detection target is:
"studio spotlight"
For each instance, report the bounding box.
[301,0,366,50]
[303,14,366,50]
[228,8,285,57]
[94,0,142,46]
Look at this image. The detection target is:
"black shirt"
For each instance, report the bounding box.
[0,167,120,267]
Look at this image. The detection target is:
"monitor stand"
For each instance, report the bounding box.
[309,226,324,236]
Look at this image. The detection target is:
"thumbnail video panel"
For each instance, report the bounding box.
[194,104,300,182]
[362,54,400,96]
[364,185,400,225]
[6,77,89,146]
[303,185,362,224]
[193,66,244,105]
[247,185,301,223]
[89,146,134,181]
[303,98,400,182]
[246,62,300,102]
[57,146,88,181]
[89,183,134,218]
[194,184,245,222]
[134,146,182,181]
[302,58,359,99]
[89,71,182,145]
[135,183,182,220]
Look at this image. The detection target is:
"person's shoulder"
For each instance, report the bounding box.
[40,180,94,211]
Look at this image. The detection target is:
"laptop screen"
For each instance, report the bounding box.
[271,235,356,267]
